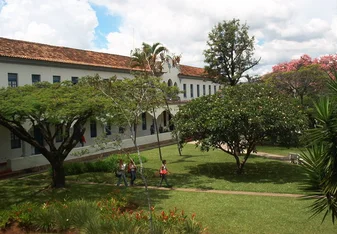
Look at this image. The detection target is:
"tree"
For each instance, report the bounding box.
[85,73,178,232]
[263,64,329,106]
[300,78,337,224]
[131,42,168,76]
[204,18,260,86]
[173,83,307,174]
[0,81,107,188]
[131,42,181,158]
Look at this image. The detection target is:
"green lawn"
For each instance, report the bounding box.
[256,145,305,156]
[1,144,335,234]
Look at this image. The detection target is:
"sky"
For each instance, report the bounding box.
[0,0,336,75]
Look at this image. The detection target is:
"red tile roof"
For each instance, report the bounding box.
[179,64,207,78]
[0,37,206,77]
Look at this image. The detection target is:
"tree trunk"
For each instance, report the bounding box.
[51,158,66,188]
[152,107,162,161]
[233,154,241,172]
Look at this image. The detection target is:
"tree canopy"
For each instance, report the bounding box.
[0,81,107,188]
[173,83,307,173]
[204,18,260,86]
[263,64,329,106]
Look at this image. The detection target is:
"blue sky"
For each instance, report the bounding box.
[90,3,121,49]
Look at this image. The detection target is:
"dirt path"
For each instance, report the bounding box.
[59,180,303,198]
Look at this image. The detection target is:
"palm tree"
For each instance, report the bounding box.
[130,42,169,161]
[131,42,168,76]
[300,78,337,223]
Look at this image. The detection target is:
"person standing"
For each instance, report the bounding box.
[79,135,86,147]
[158,160,171,187]
[128,159,137,186]
[116,159,128,187]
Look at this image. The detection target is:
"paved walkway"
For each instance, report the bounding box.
[44,179,303,198]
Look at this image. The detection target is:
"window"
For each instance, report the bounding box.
[53,75,61,83]
[32,74,41,84]
[190,84,193,98]
[163,111,167,126]
[119,126,125,134]
[183,84,187,98]
[142,113,147,130]
[55,124,63,142]
[10,132,21,149]
[209,85,211,95]
[90,120,97,138]
[71,76,78,84]
[197,85,200,97]
[105,124,111,135]
[203,85,206,96]
[8,73,18,87]
[214,85,217,93]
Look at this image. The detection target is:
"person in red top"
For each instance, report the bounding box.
[158,160,171,187]
[79,135,86,147]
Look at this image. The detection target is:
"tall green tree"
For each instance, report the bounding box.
[173,83,307,174]
[0,81,107,188]
[300,78,337,223]
[204,18,260,86]
[131,42,181,158]
[85,74,178,232]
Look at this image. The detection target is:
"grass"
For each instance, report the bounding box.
[256,145,305,156]
[1,144,335,233]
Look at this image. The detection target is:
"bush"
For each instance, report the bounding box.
[2,199,205,234]
[63,154,148,176]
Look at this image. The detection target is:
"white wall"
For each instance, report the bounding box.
[0,62,134,87]
[0,59,216,164]
[161,62,221,101]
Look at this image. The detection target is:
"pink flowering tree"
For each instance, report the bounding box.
[263,54,330,106]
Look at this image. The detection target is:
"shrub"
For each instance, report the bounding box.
[3,199,205,234]
[63,154,147,176]
[0,210,11,229]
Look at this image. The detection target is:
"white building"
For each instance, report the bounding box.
[0,37,220,170]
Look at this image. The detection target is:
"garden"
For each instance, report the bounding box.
[1,144,335,234]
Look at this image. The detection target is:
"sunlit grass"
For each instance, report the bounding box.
[1,144,334,233]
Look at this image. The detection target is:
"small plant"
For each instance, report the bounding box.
[0,210,11,229]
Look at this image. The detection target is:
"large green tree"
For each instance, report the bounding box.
[204,18,260,86]
[0,81,107,188]
[173,83,307,174]
[131,42,181,157]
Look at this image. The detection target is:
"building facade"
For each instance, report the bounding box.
[0,37,220,169]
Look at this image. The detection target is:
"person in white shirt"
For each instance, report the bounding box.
[117,159,128,187]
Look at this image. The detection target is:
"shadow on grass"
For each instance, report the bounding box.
[186,158,306,184]
[0,177,174,212]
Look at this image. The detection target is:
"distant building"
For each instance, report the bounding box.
[0,37,220,169]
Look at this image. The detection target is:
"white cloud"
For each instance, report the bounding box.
[0,0,336,75]
[0,0,98,49]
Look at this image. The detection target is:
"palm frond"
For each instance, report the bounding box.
[313,97,331,123]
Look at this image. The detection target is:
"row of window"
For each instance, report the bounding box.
[7,73,79,87]
[182,84,218,98]
[10,116,151,149]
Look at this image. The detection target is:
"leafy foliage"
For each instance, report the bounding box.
[173,83,307,173]
[204,18,260,86]
[2,200,205,234]
[0,81,108,188]
[300,78,337,223]
[62,154,147,176]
